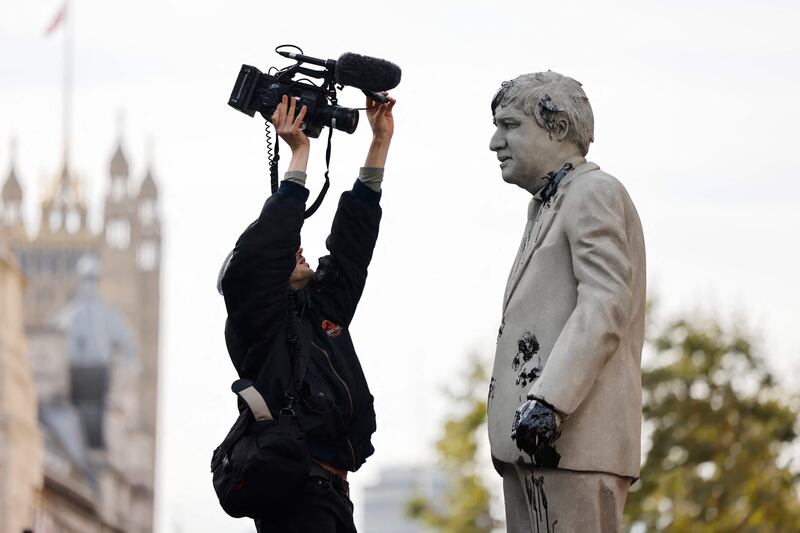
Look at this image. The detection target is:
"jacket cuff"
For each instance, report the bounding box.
[352,179,382,204]
[527,392,568,419]
[278,180,310,202]
[358,166,384,191]
[283,170,308,188]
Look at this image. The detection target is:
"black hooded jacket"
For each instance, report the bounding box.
[221,179,381,472]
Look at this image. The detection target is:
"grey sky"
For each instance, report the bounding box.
[1,0,799,531]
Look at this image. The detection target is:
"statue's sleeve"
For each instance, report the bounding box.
[527,176,634,416]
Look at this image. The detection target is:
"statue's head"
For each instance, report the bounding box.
[489,71,594,193]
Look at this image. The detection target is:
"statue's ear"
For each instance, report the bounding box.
[550,112,570,142]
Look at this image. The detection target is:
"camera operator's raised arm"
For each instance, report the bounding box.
[315,94,396,326]
[363,94,395,172]
[272,95,310,176]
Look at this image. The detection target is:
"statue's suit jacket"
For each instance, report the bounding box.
[488,162,646,479]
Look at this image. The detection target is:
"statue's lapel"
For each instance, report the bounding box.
[503,195,561,312]
[503,198,540,311]
[502,162,599,313]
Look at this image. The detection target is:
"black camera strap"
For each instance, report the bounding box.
[304,126,332,218]
[268,124,332,219]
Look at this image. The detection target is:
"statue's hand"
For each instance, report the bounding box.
[511,398,562,456]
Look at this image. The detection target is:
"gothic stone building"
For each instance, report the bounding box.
[0,243,43,533]
[0,139,161,533]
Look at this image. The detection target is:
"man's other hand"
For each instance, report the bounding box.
[272,95,309,150]
[511,398,562,456]
[366,93,395,143]
[364,93,395,168]
[272,95,310,173]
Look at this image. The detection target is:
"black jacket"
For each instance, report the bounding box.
[221,179,381,472]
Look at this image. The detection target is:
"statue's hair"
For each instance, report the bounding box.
[491,71,594,156]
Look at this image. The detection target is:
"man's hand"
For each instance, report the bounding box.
[511,398,562,459]
[364,93,395,168]
[271,95,310,173]
[366,93,395,142]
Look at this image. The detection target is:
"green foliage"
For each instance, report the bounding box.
[626,318,800,531]
[407,356,499,533]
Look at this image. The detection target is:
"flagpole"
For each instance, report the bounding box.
[62,0,72,172]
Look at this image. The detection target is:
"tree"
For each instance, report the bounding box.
[626,317,800,531]
[406,356,500,533]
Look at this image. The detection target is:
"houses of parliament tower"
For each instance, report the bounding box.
[0,136,162,533]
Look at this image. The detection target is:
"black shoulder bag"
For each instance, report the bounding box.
[210,301,311,519]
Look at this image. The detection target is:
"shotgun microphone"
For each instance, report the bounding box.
[334,52,402,93]
[276,49,402,93]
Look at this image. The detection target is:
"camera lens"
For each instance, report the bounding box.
[321,105,359,134]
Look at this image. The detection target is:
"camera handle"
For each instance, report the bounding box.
[362,89,388,104]
[265,120,332,219]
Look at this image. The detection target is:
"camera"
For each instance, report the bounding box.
[229,64,358,138]
[228,46,401,138]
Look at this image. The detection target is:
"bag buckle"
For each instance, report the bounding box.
[281,391,297,417]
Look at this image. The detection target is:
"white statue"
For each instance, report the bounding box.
[487,71,646,531]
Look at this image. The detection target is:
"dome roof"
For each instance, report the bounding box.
[2,165,22,201]
[109,142,129,178]
[50,255,137,368]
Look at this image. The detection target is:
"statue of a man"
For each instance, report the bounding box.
[487,71,646,531]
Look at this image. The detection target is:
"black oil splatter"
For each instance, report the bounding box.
[516,367,542,388]
[513,331,540,369]
[525,475,558,533]
[497,321,505,340]
[511,401,562,469]
[538,93,564,143]
[488,377,496,402]
[513,331,542,387]
[538,93,562,114]
[533,445,561,469]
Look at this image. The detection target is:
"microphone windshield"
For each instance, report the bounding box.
[335,52,402,93]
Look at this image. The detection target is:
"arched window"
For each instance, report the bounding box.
[137,240,157,271]
[106,218,130,249]
[111,177,127,201]
[49,209,63,232]
[139,199,156,226]
[3,202,19,225]
[66,209,81,234]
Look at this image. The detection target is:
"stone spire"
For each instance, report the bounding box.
[40,158,88,237]
[138,135,157,200]
[2,166,22,204]
[2,139,26,238]
[108,114,130,203]
[109,142,129,179]
[138,167,158,200]
[2,138,22,202]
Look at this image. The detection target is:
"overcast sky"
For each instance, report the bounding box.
[1,0,799,531]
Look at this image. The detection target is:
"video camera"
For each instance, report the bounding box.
[228,45,401,138]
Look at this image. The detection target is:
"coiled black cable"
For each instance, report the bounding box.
[265,120,279,193]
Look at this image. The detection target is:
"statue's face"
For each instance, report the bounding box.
[489,104,554,194]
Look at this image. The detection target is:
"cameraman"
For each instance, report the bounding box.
[221,93,395,532]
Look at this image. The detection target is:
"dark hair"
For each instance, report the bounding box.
[491,71,594,156]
